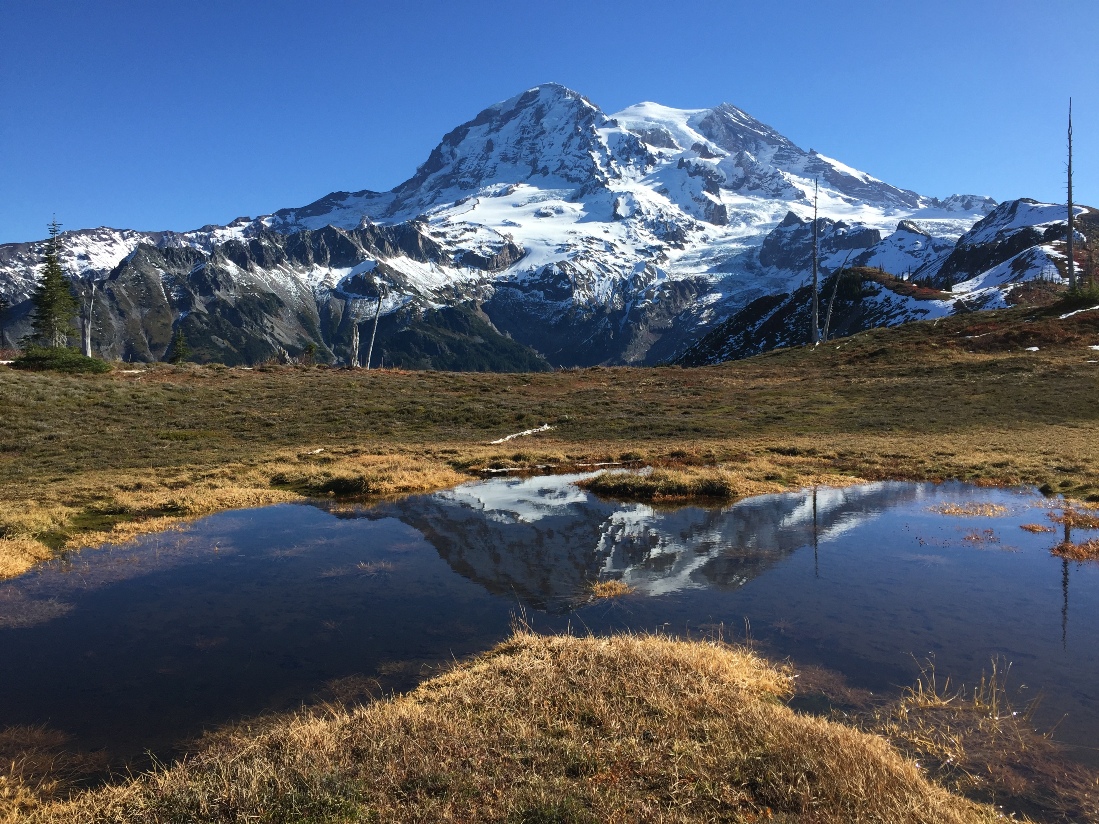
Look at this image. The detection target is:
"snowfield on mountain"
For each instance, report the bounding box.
[0,83,1082,367]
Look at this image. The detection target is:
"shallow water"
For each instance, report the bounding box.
[1,476,1097,768]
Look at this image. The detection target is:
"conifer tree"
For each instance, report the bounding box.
[27,220,78,348]
[168,326,191,364]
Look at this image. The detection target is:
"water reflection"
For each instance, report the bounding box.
[0,476,1096,771]
[368,476,929,609]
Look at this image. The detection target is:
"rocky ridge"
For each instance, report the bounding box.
[0,83,1078,367]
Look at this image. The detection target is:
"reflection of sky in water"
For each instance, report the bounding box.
[0,478,1096,770]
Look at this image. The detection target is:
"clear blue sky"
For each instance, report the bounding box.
[2,0,1096,243]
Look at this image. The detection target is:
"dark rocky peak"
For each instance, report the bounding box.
[950,197,1086,250]
[934,194,998,214]
[695,103,798,158]
[929,198,1073,289]
[966,198,1044,236]
[760,212,882,271]
[387,84,650,214]
[291,226,366,269]
[115,242,204,277]
[268,189,382,224]
[895,219,930,237]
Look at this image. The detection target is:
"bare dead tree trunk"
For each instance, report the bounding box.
[82,280,96,357]
[365,288,383,371]
[350,320,360,368]
[811,179,820,345]
[1068,98,1076,291]
[821,252,853,343]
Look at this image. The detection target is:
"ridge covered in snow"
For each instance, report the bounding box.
[3,82,1072,367]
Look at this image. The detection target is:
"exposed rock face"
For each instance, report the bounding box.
[759,212,882,272]
[675,268,952,364]
[0,83,1026,368]
[937,194,999,214]
[46,222,535,367]
[930,199,1069,289]
[483,263,710,367]
[675,195,1088,365]
[896,220,930,237]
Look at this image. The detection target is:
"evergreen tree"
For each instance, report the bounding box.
[27,221,78,348]
[168,326,191,364]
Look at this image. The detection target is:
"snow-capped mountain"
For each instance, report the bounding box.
[675,197,1090,364]
[0,83,1075,367]
[368,475,929,611]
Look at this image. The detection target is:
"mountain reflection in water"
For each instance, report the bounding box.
[0,475,1095,771]
[368,475,925,610]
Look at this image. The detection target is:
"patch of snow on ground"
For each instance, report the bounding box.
[1061,306,1099,320]
[951,244,1062,308]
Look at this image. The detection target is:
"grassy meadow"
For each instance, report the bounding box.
[2,302,1099,821]
[2,302,1098,578]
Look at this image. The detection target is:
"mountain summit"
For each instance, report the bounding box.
[2,83,1071,369]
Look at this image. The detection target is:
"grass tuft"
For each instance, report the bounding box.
[869,658,1098,822]
[579,467,785,502]
[1049,508,1099,530]
[929,503,1008,517]
[1019,523,1056,533]
[587,579,634,599]
[20,631,1002,823]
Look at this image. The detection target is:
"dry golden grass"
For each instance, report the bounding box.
[788,656,1098,822]
[930,503,1008,517]
[1049,508,1099,530]
[0,726,108,824]
[587,579,634,599]
[580,466,786,501]
[0,537,53,579]
[1051,539,1099,561]
[0,450,466,580]
[22,631,1003,824]
[267,451,466,497]
[1019,523,1056,534]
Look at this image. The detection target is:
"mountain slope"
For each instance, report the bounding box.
[0,83,1040,367]
[674,197,1090,364]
